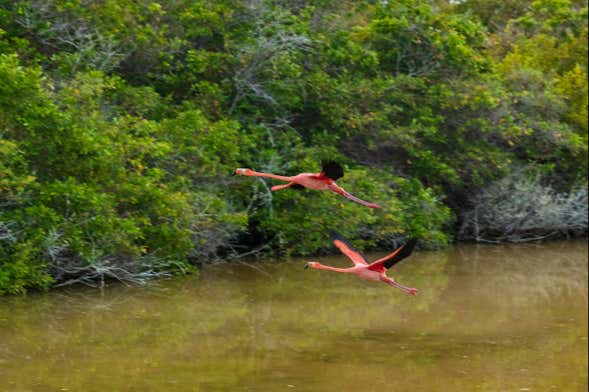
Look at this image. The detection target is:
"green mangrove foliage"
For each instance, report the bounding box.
[0,0,587,293]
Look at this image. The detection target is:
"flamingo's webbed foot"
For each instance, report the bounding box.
[235,168,252,176]
[407,288,418,296]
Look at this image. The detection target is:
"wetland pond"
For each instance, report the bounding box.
[0,240,587,391]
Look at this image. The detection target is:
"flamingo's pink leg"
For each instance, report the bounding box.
[383,277,418,296]
[327,183,382,209]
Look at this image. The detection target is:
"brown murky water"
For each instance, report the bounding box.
[0,240,587,391]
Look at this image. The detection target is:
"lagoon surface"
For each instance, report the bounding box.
[0,240,587,391]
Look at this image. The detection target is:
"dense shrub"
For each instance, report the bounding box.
[459,170,588,242]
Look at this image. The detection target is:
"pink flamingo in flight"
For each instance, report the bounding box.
[234,161,382,209]
[305,233,418,295]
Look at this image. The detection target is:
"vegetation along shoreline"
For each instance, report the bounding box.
[0,0,586,294]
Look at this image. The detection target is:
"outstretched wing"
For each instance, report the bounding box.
[330,232,368,266]
[328,183,382,209]
[367,239,417,271]
[321,161,344,181]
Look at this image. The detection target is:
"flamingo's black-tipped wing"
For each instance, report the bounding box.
[330,231,368,266]
[321,161,344,181]
[291,184,305,190]
[382,239,417,269]
[368,239,417,271]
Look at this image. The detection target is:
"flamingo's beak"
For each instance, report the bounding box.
[304,262,309,269]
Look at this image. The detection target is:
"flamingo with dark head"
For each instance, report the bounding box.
[234,161,381,209]
[305,233,419,295]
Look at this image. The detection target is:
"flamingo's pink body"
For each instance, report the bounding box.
[234,163,381,209]
[306,235,418,295]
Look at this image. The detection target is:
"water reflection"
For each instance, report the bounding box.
[0,240,586,391]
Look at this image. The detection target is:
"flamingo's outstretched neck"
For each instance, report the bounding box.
[383,277,418,296]
[304,262,350,273]
[235,168,293,182]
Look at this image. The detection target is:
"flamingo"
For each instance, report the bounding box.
[234,161,382,209]
[304,233,418,295]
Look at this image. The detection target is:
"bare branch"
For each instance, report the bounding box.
[459,170,588,242]
[229,4,312,114]
[14,0,128,73]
